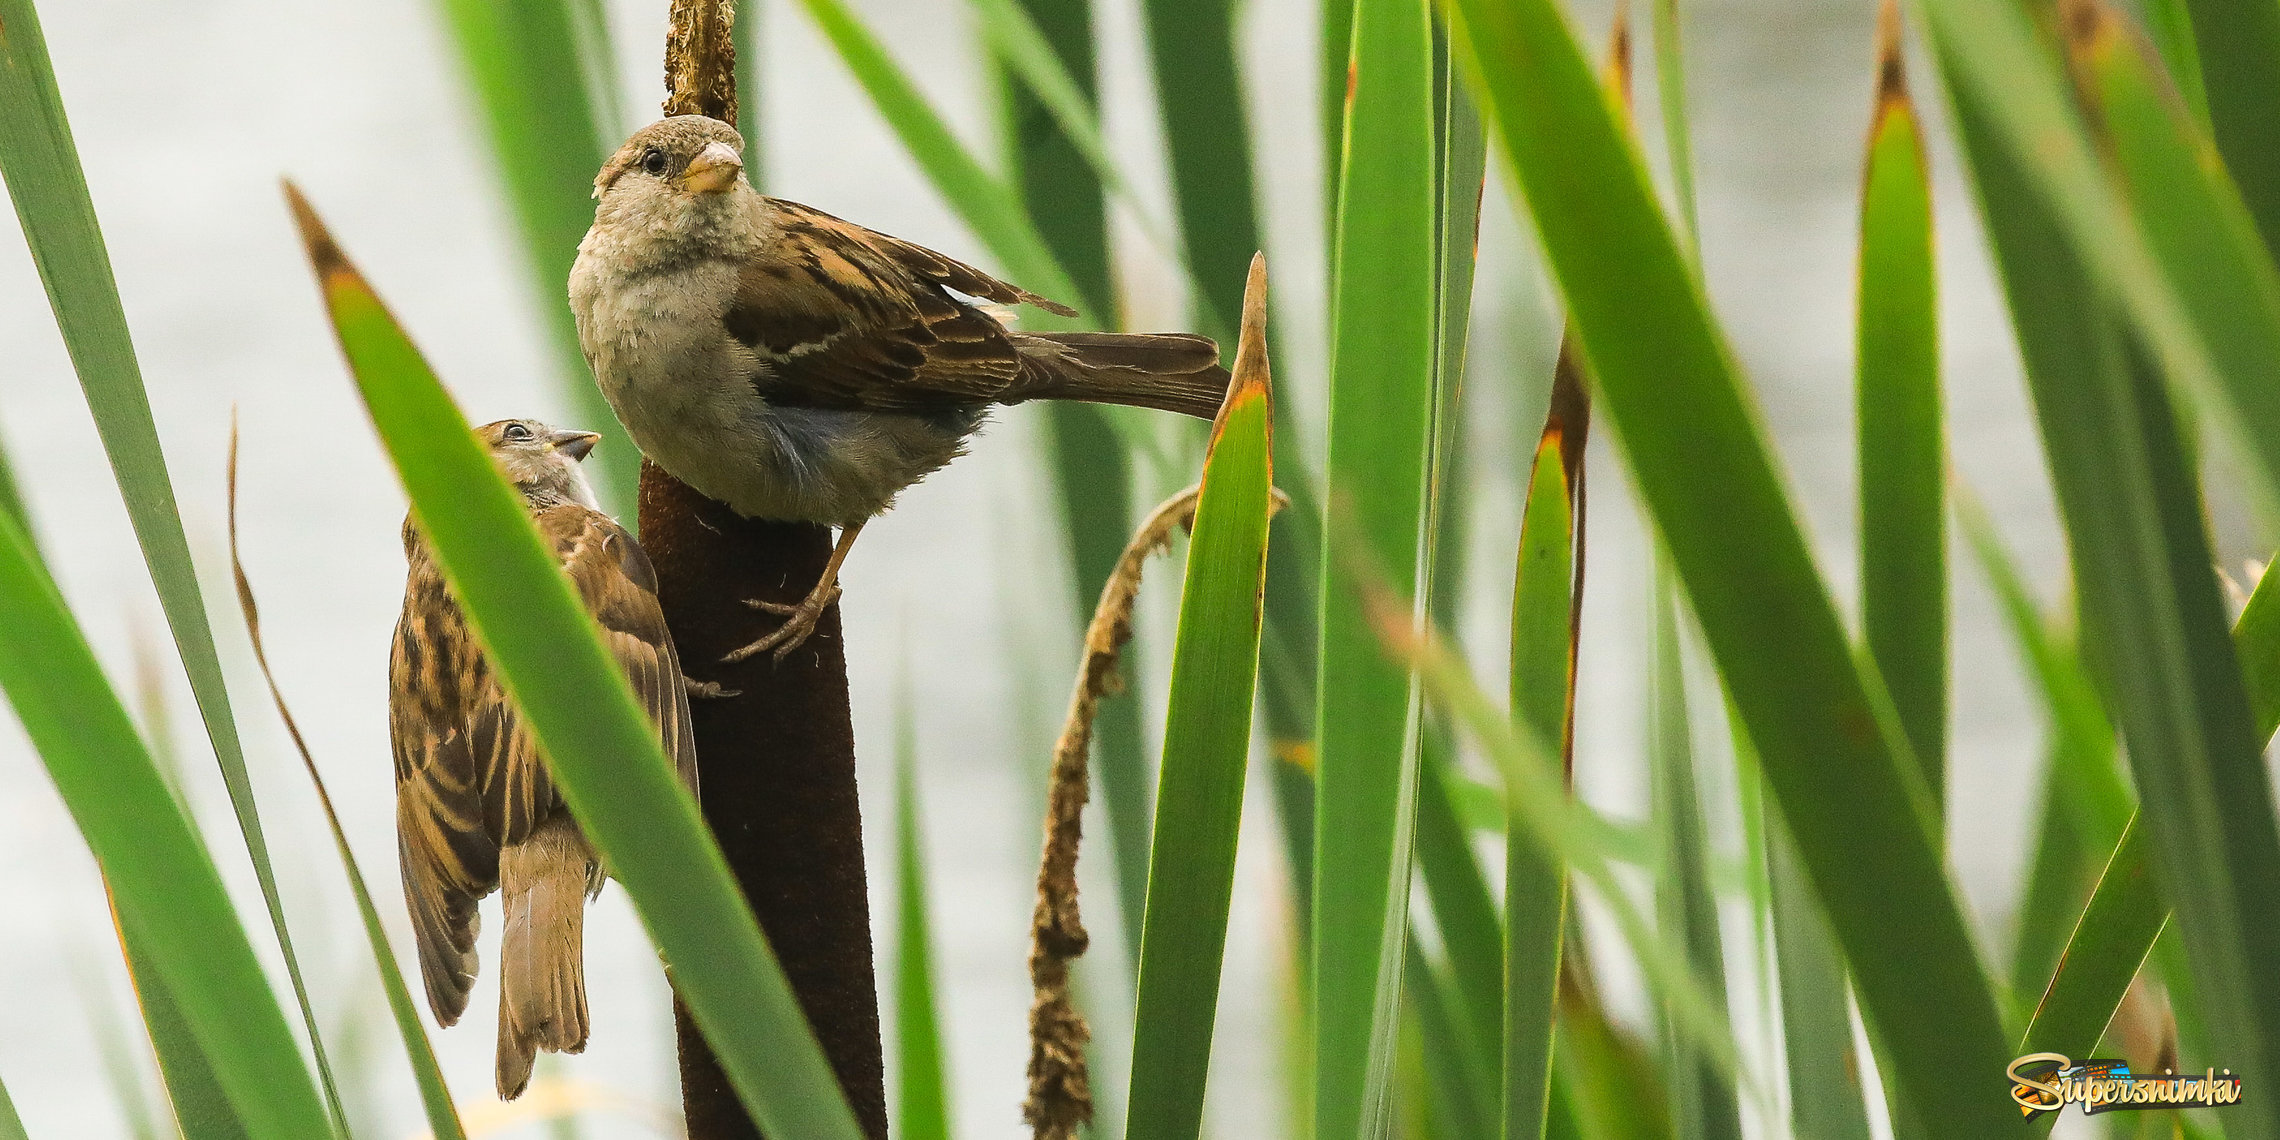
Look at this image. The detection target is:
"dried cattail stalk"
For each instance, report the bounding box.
[1024,485,1203,1139]
[664,0,739,124]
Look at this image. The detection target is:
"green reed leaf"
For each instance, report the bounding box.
[0,510,330,1140]
[1447,0,2014,1128]
[1126,256,1275,1140]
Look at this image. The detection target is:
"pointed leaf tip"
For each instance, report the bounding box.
[279,181,353,285]
[1874,0,1908,106]
[1214,253,1271,436]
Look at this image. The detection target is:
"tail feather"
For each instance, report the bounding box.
[1013,331,1231,420]
[496,817,594,1100]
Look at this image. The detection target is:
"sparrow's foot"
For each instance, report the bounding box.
[724,584,845,664]
[683,677,741,700]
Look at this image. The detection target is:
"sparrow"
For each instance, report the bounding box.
[390,419,700,1099]
[569,115,1233,661]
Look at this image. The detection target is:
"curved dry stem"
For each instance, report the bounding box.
[1024,484,1200,1139]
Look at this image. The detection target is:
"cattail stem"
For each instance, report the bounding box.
[655,5,886,1135]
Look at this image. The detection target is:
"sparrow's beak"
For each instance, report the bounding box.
[549,429,603,462]
[681,141,744,195]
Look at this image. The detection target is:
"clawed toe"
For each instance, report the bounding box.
[722,587,842,664]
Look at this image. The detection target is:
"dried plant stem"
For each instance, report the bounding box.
[664,0,740,123]
[1026,484,1202,1139]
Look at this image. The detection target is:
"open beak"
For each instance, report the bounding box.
[549,429,603,462]
[680,141,744,194]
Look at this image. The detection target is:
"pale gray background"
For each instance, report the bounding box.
[0,0,2172,1136]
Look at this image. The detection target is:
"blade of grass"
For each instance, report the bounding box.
[2180,0,2280,258]
[285,187,864,1140]
[984,0,1158,977]
[2019,815,2168,1059]
[2141,0,2208,130]
[1555,963,1675,1140]
[1914,0,2280,532]
[1647,0,1697,245]
[1646,569,1740,1140]
[0,1070,21,1140]
[1505,428,1576,1140]
[77,938,173,1140]
[893,675,951,1140]
[1382,616,1748,1099]
[112,902,247,1140]
[225,424,468,1140]
[1313,0,1439,1129]
[1946,11,2280,1131]
[1407,943,1498,1140]
[1413,746,1505,1085]
[1136,0,1260,340]
[1446,0,2015,1129]
[1764,823,1873,1140]
[0,5,348,1126]
[428,0,631,506]
[1857,0,1945,801]
[0,510,331,1140]
[1125,255,1275,1140]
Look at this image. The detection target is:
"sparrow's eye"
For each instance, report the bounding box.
[641,148,667,176]
[503,423,534,442]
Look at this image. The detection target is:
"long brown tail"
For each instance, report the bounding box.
[1013,331,1231,419]
[496,817,595,1099]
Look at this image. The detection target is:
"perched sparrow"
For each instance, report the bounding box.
[390,419,700,1099]
[570,115,1232,661]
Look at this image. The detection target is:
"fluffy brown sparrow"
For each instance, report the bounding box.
[390,419,699,1099]
[569,115,1232,661]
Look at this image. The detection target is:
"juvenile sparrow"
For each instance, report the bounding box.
[570,115,1232,661]
[390,419,700,1099]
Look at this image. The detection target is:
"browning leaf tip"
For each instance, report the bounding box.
[281,180,354,285]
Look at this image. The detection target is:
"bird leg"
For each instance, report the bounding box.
[725,520,864,664]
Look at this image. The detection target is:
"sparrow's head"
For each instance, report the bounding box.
[595,116,747,210]
[477,419,603,509]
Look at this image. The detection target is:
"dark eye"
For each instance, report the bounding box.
[641,148,667,175]
[503,423,534,442]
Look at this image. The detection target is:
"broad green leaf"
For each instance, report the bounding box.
[113,914,248,1140]
[428,0,631,506]
[1646,570,1739,1140]
[1126,256,1274,1140]
[285,188,864,1140]
[1446,0,2014,1129]
[2180,0,2280,257]
[0,512,330,1139]
[1939,30,2280,1134]
[1504,432,1574,1140]
[1312,0,1439,1128]
[893,679,951,1140]
[1856,11,1945,799]
[0,4,345,1123]
[226,431,468,1140]
[81,934,175,1140]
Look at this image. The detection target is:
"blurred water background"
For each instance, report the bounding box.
[0,0,2195,1135]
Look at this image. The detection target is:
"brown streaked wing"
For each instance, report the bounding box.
[543,506,700,795]
[390,539,501,1024]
